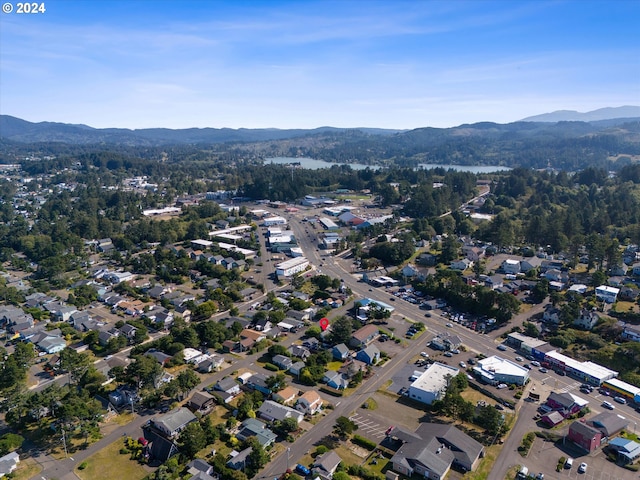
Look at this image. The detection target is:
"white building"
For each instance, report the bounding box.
[263,216,287,226]
[501,259,521,274]
[595,285,620,303]
[407,362,460,405]
[276,257,310,277]
[473,356,530,385]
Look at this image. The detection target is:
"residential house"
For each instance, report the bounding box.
[332,343,350,361]
[0,451,20,478]
[146,285,167,299]
[350,324,379,348]
[573,309,600,330]
[37,336,66,354]
[288,361,305,377]
[355,345,380,365]
[246,373,272,395]
[543,305,561,324]
[312,450,342,479]
[227,447,252,470]
[187,391,216,414]
[197,355,223,373]
[98,328,120,346]
[484,275,503,290]
[296,390,323,415]
[272,354,293,370]
[286,310,311,322]
[450,259,473,271]
[236,418,277,447]
[152,408,197,438]
[622,326,640,343]
[323,371,349,390]
[501,259,521,274]
[389,423,484,479]
[240,329,266,343]
[633,262,640,276]
[215,377,241,396]
[620,287,640,302]
[186,459,214,478]
[257,400,303,424]
[288,344,311,360]
[567,421,602,452]
[273,386,298,405]
[147,350,172,366]
[253,317,272,332]
[119,323,138,342]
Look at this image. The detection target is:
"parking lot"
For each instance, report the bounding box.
[349,412,391,440]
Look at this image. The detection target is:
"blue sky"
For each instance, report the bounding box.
[1,0,639,129]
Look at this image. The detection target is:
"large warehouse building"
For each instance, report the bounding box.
[407,362,460,405]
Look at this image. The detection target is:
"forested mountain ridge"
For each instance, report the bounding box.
[2,115,640,171]
[520,105,640,122]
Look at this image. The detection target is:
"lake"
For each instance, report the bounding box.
[264,157,511,173]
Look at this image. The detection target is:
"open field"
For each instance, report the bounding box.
[74,439,149,480]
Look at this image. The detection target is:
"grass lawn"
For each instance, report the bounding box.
[10,457,42,480]
[326,361,343,371]
[463,444,502,480]
[461,388,500,407]
[75,439,149,480]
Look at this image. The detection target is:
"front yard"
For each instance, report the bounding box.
[74,439,149,480]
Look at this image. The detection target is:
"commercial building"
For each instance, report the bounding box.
[602,378,640,402]
[543,350,617,385]
[275,257,310,277]
[263,216,287,226]
[568,421,602,452]
[318,217,339,231]
[407,363,460,405]
[473,356,529,385]
[389,423,484,480]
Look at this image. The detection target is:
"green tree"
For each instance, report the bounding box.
[59,348,92,386]
[329,316,353,345]
[334,416,357,438]
[179,421,207,459]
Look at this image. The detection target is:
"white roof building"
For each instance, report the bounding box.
[474,356,530,385]
[407,362,460,405]
[276,257,310,277]
[595,285,620,303]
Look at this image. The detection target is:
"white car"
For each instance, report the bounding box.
[420,352,429,358]
[578,462,587,473]
[531,361,541,367]
[515,356,523,362]
[497,383,508,389]
[446,323,453,328]
[459,362,467,368]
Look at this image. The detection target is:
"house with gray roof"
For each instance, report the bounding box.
[332,343,350,360]
[236,418,277,447]
[272,354,293,370]
[0,451,20,477]
[587,411,629,437]
[257,400,303,424]
[312,450,342,479]
[356,344,380,365]
[152,407,197,438]
[389,423,484,479]
[227,447,252,470]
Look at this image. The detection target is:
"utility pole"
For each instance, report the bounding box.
[287,447,290,472]
[61,426,68,458]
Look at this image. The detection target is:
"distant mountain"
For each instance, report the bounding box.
[0,115,403,146]
[520,106,640,123]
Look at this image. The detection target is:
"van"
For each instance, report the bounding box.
[564,458,573,469]
[516,466,529,479]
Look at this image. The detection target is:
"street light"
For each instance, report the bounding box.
[287,447,290,472]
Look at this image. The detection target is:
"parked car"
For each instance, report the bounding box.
[459,362,466,368]
[295,464,311,476]
[564,458,573,469]
[614,396,627,404]
[523,364,531,370]
[450,349,460,354]
[446,323,453,327]
[578,462,587,473]
[497,383,508,389]
[531,361,541,367]
[515,356,523,362]
[539,367,548,373]
[420,352,429,358]
[444,352,453,357]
